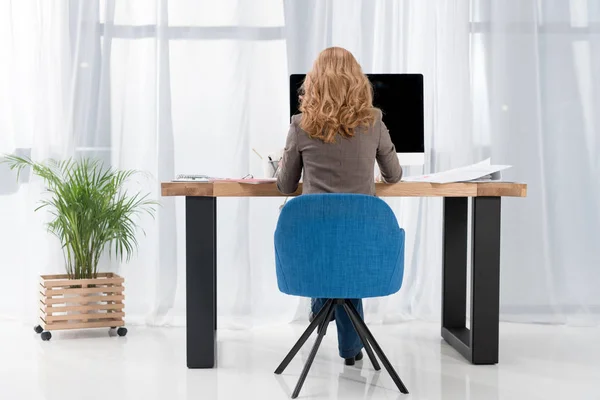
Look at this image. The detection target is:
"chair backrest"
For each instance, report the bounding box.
[274,194,405,299]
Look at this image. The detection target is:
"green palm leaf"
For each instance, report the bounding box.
[1,155,158,279]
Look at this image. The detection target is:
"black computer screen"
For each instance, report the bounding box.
[289,74,424,153]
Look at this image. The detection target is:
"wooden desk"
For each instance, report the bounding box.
[161,181,527,368]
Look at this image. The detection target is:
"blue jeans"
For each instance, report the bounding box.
[311,298,364,359]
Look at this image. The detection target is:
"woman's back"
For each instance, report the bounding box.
[276,47,402,196]
[277,111,402,195]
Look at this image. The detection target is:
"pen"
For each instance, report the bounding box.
[268,156,278,174]
[252,148,263,160]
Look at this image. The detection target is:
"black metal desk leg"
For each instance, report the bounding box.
[441,196,502,365]
[470,197,501,364]
[186,196,217,368]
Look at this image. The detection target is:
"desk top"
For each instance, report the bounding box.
[161,181,527,198]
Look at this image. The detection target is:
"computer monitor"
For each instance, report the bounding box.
[289,74,425,166]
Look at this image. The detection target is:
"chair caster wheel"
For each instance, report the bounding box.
[117,327,127,337]
[34,325,43,334]
[41,331,52,341]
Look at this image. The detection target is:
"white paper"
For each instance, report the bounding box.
[402,159,511,183]
[172,174,213,182]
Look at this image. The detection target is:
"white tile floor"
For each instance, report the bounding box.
[1,319,598,400]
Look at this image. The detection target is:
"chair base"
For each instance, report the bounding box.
[274,299,409,398]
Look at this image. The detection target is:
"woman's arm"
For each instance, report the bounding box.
[376,119,402,183]
[276,121,303,194]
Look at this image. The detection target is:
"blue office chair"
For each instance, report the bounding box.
[274,194,409,398]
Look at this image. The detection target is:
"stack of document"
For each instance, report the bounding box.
[172,174,213,182]
[172,174,276,184]
[402,159,511,184]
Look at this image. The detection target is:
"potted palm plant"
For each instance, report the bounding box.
[2,156,156,341]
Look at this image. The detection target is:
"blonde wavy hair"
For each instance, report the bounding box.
[299,47,376,143]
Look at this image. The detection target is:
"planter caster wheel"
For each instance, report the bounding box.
[34,325,43,334]
[117,327,127,337]
[41,331,52,341]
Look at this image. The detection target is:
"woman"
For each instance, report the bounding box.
[277,47,402,365]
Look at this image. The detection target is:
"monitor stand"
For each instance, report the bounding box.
[374,153,425,180]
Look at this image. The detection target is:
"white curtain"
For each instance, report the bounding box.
[472,0,600,325]
[0,1,77,320]
[1,0,598,327]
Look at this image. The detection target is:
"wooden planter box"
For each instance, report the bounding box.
[35,272,127,341]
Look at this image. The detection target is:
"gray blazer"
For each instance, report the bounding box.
[277,111,402,196]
